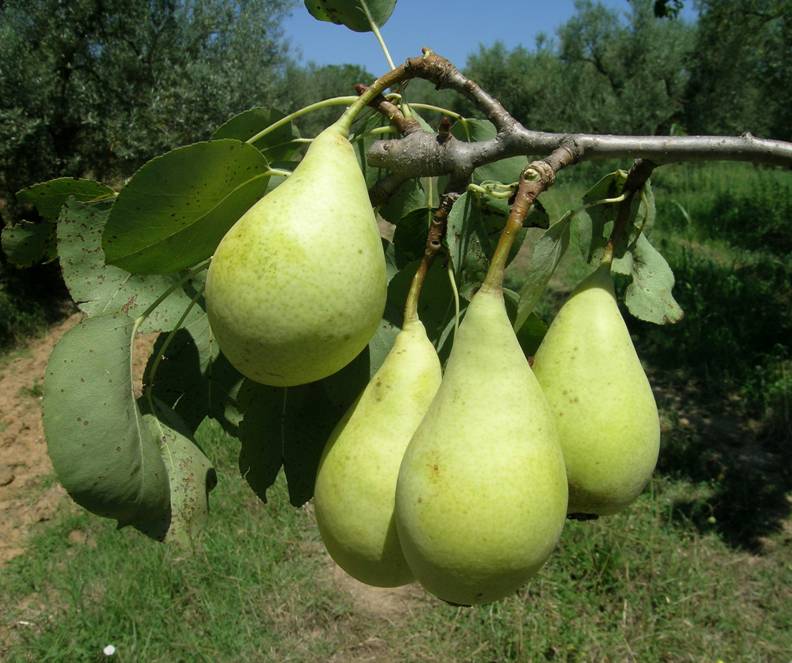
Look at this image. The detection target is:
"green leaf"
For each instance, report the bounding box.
[58,199,201,334]
[212,108,302,162]
[147,405,217,549]
[304,0,396,32]
[504,289,548,357]
[451,118,528,185]
[144,313,244,434]
[16,177,114,221]
[582,170,628,262]
[393,207,430,268]
[513,212,574,329]
[42,313,170,532]
[621,234,684,325]
[378,178,427,224]
[385,259,459,345]
[446,193,524,295]
[237,360,367,506]
[237,382,284,503]
[103,140,270,274]
[1,221,56,267]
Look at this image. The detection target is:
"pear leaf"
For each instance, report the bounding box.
[622,234,684,325]
[103,140,270,274]
[1,221,56,267]
[58,199,201,334]
[144,308,246,434]
[378,178,427,225]
[16,177,114,221]
[504,289,548,357]
[513,212,574,329]
[213,108,302,162]
[237,373,364,506]
[304,0,396,32]
[393,207,431,268]
[145,406,217,549]
[385,259,458,345]
[582,170,628,263]
[43,313,170,533]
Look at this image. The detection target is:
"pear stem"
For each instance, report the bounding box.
[245,97,359,146]
[361,0,396,71]
[603,158,656,262]
[402,192,457,324]
[336,50,447,136]
[482,147,578,292]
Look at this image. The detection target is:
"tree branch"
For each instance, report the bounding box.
[362,52,792,175]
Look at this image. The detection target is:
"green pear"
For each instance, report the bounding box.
[395,285,568,605]
[532,263,660,515]
[205,120,387,387]
[313,318,442,587]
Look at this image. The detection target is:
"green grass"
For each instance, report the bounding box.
[1,420,790,661]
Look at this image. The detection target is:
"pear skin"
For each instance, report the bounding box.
[205,122,387,387]
[395,286,568,605]
[532,263,660,515]
[313,319,442,587]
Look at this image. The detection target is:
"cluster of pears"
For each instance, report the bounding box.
[204,113,660,605]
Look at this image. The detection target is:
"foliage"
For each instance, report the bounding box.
[685,0,792,141]
[464,0,694,134]
[0,0,293,210]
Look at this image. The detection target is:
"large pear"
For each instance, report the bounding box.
[532,263,660,515]
[205,122,387,387]
[395,286,568,605]
[314,319,442,587]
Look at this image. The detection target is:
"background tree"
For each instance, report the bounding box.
[0,0,293,211]
[684,0,791,140]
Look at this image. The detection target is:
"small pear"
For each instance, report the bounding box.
[313,318,442,587]
[395,285,568,605]
[205,120,387,387]
[532,263,660,515]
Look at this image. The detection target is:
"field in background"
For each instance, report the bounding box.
[1,162,790,661]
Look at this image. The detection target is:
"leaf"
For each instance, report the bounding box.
[212,108,302,163]
[145,311,244,433]
[146,405,217,549]
[451,118,528,185]
[504,289,548,357]
[582,170,628,263]
[385,259,459,345]
[103,140,270,274]
[237,381,284,503]
[446,193,524,295]
[237,360,367,506]
[16,177,113,221]
[513,212,574,329]
[393,207,430,268]
[622,234,684,325]
[304,0,396,32]
[1,221,56,267]
[378,178,427,225]
[42,313,170,532]
[58,199,201,333]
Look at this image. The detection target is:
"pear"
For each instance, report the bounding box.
[205,120,387,387]
[313,317,442,587]
[395,284,568,605]
[531,263,660,515]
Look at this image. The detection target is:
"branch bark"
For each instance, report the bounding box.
[361,52,792,177]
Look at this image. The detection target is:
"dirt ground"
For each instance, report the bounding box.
[0,314,155,565]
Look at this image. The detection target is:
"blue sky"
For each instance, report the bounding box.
[282,1,697,74]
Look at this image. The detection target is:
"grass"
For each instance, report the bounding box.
[1,420,790,662]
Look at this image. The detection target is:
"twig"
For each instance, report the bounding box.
[361,52,792,174]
